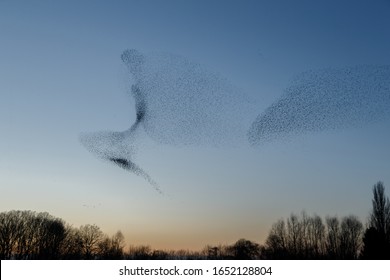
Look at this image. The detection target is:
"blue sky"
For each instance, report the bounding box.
[1,0,390,250]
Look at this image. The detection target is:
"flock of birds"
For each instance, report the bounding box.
[80,49,390,193]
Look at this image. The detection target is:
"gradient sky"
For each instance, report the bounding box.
[1,0,390,250]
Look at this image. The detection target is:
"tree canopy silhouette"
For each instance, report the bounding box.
[263,212,363,259]
[361,181,390,259]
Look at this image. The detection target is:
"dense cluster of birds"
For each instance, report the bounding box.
[120,49,256,146]
[80,49,390,191]
[248,65,390,144]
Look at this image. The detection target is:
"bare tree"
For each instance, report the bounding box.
[339,215,363,259]
[97,231,125,259]
[0,211,22,259]
[286,213,305,258]
[370,182,390,237]
[306,214,325,258]
[264,219,288,259]
[79,224,103,259]
[60,226,83,259]
[111,231,125,257]
[31,212,66,259]
[14,211,36,258]
[325,216,341,259]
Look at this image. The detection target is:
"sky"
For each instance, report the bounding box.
[1,0,390,251]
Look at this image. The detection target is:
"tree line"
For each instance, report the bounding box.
[263,181,390,259]
[0,211,125,260]
[1,181,390,259]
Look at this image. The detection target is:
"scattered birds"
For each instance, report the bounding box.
[82,203,102,209]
